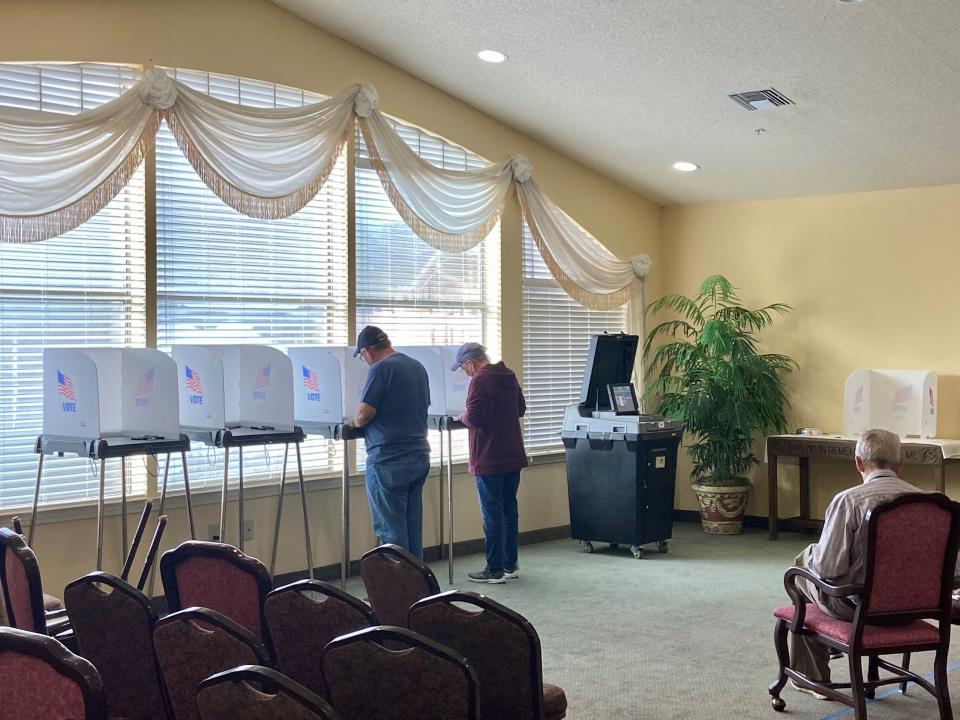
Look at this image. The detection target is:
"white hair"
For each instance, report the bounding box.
[855,428,901,469]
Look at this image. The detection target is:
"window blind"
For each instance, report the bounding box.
[156,69,349,490]
[355,121,501,463]
[0,63,146,511]
[522,223,626,450]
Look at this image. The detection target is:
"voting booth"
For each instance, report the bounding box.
[171,345,307,571]
[34,348,191,569]
[562,334,682,558]
[843,369,937,438]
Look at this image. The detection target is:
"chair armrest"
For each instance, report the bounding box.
[783,567,863,632]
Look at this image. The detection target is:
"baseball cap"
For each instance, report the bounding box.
[451,342,486,371]
[354,325,389,357]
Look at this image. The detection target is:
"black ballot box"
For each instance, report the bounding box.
[561,333,682,558]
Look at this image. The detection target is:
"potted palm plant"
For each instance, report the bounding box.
[643,275,796,534]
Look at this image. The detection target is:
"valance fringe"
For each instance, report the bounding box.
[0,112,159,244]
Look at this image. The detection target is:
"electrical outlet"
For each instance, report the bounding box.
[208,524,220,543]
[243,519,254,542]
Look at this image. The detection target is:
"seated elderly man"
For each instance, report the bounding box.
[789,428,926,697]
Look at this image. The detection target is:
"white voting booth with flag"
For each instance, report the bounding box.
[843,369,937,438]
[36,348,190,569]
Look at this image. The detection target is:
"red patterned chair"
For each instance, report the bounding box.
[160,540,272,645]
[0,626,106,720]
[409,590,567,720]
[153,606,270,720]
[360,544,440,628]
[769,492,960,719]
[0,527,69,640]
[197,665,342,720]
[64,571,169,720]
[321,625,478,720]
[264,579,377,697]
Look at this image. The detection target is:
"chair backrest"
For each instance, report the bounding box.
[161,541,272,642]
[264,579,377,696]
[321,625,477,720]
[862,492,960,619]
[197,665,342,720]
[0,527,45,633]
[409,591,545,720]
[0,626,107,720]
[153,607,270,720]
[360,544,440,628]
[64,571,168,720]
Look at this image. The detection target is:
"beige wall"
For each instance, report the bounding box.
[1,0,661,594]
[661,183,960,517]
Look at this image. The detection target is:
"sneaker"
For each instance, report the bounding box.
[503,567,520,579]
[468,569,505,584]
[790,680,829,701]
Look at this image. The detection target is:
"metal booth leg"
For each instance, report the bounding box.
[96,457,107,570]
[341,438,350,590]
[446,426,454,585]
[238,447,245,551]
[181,450,196,539]
[269,444,290,578]
[438,429,445,558]
[219,447,230,543]
[121,457,129,564]
[28,454,44,546]
[148,454,172,597]
[295,442,314,580]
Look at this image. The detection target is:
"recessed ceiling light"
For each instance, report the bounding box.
[477,50,508,64]
[672,161,699,172]
[837,0,863,3]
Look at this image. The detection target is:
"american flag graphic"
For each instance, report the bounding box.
[893,385,913,404]
[302,366,321,392]
[136,368,155,396]
[185,366,202,394]
[254,365,271,389]
[57,371,76,401]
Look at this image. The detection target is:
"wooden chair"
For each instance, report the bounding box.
[197,665,342,720]
[264,579,377,696]
[0,626,106,720]
[161,540,272,645]
[769,492,960,719]
[321,625,478,720]
[409,590,567,720]
[360,544,440,628]
[153,607,270,720]
[64,571,169,720]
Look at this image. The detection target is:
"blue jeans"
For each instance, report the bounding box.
[365,453,430,559]
[475,472,521,573]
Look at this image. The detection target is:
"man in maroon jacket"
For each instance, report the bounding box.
[453,342,529,584]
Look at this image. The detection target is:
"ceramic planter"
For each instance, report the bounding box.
[691,483,752,535]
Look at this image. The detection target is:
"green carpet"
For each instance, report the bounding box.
[350,523,960,719]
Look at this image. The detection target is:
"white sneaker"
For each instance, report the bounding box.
[503,567,520,579]
[790,680,829,701]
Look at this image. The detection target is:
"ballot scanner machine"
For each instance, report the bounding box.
[562,334,682,558]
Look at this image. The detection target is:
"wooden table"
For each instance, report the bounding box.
[766,435,960,540]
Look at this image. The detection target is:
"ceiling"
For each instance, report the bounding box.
[270,0,960,206]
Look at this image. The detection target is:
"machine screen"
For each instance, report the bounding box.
[607,383,639,415]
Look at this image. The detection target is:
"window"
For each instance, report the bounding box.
[355,121,501,462]
[156,69,349,489]
[0,64,145,510]
[522,223,626,450]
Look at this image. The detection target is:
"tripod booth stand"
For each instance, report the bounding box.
[171,345,309,574]
[396,346,471,585]
[32,348,191,570]
[287,346,369,589]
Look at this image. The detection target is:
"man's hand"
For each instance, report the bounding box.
[349,402,377,429]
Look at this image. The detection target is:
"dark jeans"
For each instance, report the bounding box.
[365,453,430,559]
[475,471,521,572]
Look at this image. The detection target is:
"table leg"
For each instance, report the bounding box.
[342,438,350,590]
[768,453,779,541]
[939,462,946,494]
[799,456,811,523]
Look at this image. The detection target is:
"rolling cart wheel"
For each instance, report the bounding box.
[609,543,619,550]
[630,545,644,559]
[581,541,594,554]
[658,541,669,554]
[771,697,786,712]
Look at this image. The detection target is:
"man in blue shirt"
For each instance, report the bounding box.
[345,326,431,558]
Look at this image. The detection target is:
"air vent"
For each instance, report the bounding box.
[728,88,794,111]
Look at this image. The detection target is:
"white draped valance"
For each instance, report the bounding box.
[0,68,650,309]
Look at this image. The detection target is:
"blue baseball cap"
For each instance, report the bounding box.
[451,342,486,371]
[354,325,389,357]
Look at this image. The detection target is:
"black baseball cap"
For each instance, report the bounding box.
[354,325,389,357]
